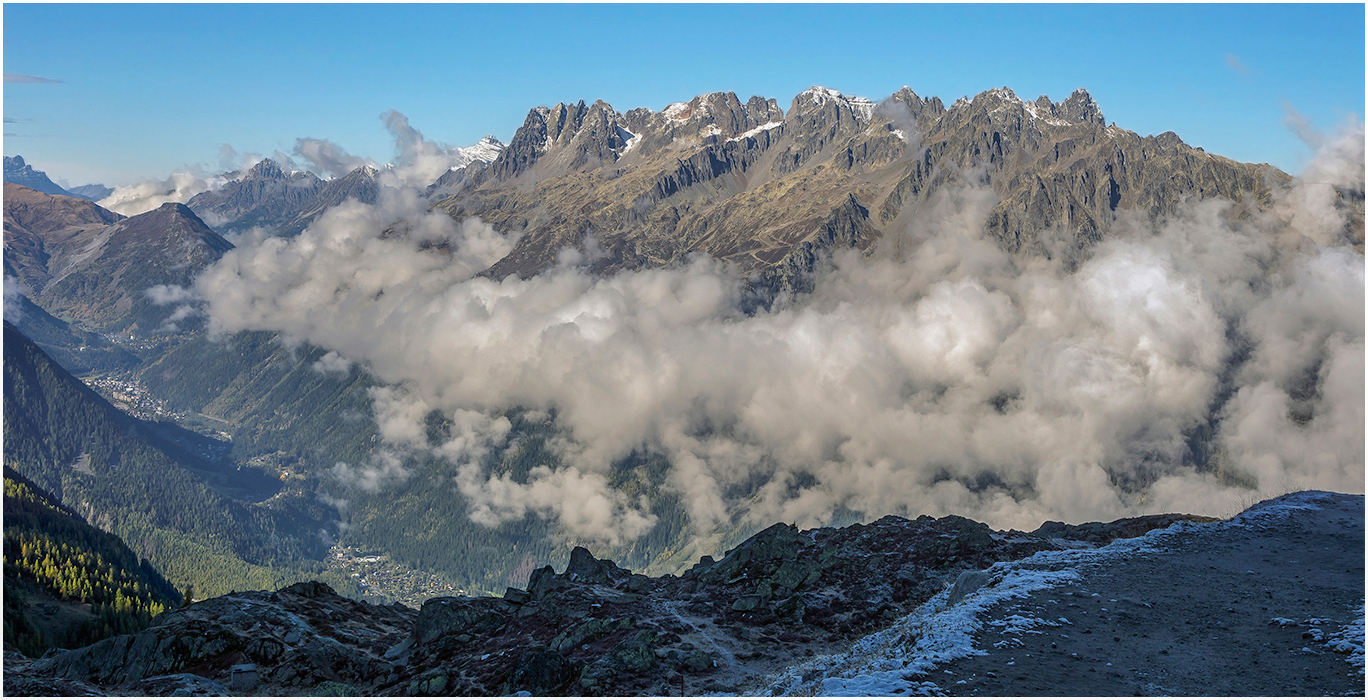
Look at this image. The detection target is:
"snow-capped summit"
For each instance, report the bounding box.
[455,135,505,168]
[793,86,875,122]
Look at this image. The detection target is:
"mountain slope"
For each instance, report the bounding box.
[3,182,124,292]
[2,292,140,375]
[3,184,232,334]
[3,467,182,657]
[435,86,1288,293]
[1,322,350,598]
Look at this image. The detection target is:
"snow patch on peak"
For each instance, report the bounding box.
[616,125,641,157]
[727,121,783,142]
[798,86,875,121]
[1022,101,1069,128]
[800,85,844,103]
[985,86,1020,102]
[454,136,505,168]
[663,102,692,121]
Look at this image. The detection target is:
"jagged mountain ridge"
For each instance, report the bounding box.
[4,507,1217,696]
[433,85,1288,291]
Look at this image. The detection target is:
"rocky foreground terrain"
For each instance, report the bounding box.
[6,493,1362,697]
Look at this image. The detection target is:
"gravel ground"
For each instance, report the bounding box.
[933,491,1365,696]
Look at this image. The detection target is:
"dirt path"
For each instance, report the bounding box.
[932,491,1365,696]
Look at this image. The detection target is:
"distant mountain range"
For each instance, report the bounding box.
[160,84,1334,301]
[3,156,107,202]
[184,136,506,235]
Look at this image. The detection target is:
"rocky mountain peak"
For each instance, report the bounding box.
[460,136,505,166]
[1058,87,1105,125]
[791,86,875,123]
[345,164,380,181]
[134,202,230,252]
[950,86,1107,129]
[245,158,286,180]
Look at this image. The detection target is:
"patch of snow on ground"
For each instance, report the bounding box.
[1327,604,1365,672]
[765,556,1101,696]
[763,493,1353,696]
[700,124,722,138]
[766,519,1184,696]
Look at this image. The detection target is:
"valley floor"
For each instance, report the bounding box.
[775,491,1365,697]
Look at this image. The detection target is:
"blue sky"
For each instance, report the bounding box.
[4,3,1364,186]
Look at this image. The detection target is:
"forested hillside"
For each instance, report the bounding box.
[2,321,356,599]
[3,467,180,656]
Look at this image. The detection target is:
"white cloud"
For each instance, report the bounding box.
[99,168,228,216]
[191,118,1365,545]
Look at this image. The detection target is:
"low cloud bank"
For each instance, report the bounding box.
[99,168,228,216]
[194,120,1364,545]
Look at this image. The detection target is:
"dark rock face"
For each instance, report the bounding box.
[2,510,1215,696]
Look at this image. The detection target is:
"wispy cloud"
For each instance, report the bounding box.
[4,73,62,84]
[1225,53,1252,77]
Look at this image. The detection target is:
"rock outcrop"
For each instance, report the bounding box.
[4,510,1215,696]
